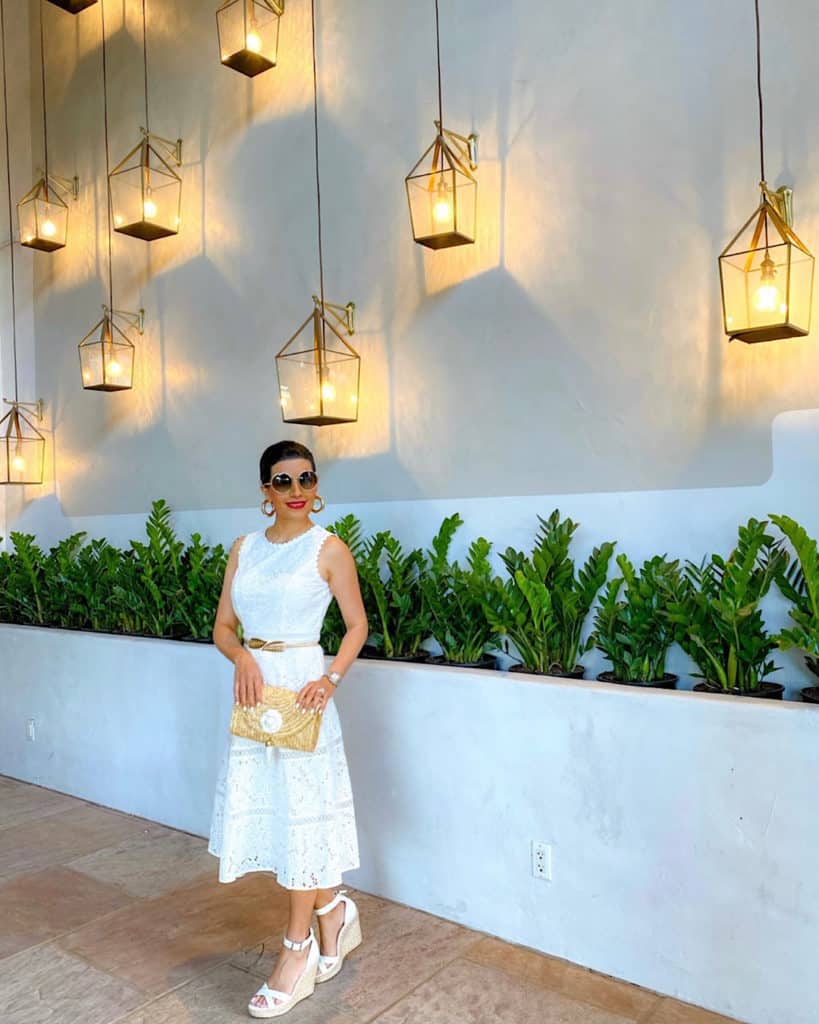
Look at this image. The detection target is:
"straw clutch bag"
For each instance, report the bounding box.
[229,684,321,753]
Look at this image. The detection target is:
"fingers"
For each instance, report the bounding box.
[296,679,330,714]
[235,666,263,709]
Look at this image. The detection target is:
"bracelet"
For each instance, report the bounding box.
[324,670,343,687]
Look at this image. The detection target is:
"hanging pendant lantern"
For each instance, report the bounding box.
[110,0,183,242]
[275,0,360,427]
[45,1,98,12]
[17,3,80,252]
[78,308,142,392]
[0,401,46,485]
[217,0,284,77]
[719,185,814,343]
[406,122,478,249]
[17,176,75,251]
[78,0,145,392]
[405,0,479,250]
[110,131,182,240]
[718,0,814,344]
[277,298,359,425]
[0,0,47,485]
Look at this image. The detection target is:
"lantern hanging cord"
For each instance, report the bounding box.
[435,0,443,132]
[310,0,325,324]
[100,0,114,308]
[38,0,49,188]
[0,0,19,401]
[754,0,765,185]
[141,0,149,136]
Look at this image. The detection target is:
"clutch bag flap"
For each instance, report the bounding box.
[229,683,320,752]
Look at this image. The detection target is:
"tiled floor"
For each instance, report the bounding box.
[0,775,743,1024]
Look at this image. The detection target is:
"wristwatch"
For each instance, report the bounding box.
[325,670,343,687]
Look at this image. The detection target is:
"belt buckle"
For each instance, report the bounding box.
[247,638,286,652]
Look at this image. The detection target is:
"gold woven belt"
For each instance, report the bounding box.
[245,638,320,652]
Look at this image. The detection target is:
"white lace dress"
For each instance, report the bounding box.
[208,525,360,889]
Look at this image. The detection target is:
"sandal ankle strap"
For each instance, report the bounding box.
[315,889,349,917]
[282,927,314,951]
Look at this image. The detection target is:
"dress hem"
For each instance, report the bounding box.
[207,845,360,889]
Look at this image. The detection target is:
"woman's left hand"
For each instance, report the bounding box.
[296,675,336,714]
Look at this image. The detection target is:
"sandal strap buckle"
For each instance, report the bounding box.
[282,927,314,951]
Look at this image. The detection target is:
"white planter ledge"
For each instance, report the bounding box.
[1,624,817,1024]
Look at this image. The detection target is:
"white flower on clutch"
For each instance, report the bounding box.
[259,708,283,734]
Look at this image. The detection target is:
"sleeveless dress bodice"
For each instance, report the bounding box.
[231,525,333,644]
[208,521,360,889]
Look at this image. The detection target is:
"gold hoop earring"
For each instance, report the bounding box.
[312,495,325,514]
[261,498,275,517]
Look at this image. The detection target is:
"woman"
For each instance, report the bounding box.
[208,440,368,1018]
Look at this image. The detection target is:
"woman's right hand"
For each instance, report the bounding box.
[234,649,264,709]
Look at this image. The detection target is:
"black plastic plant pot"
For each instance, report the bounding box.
[799,687,819,704]
[427,654,500,671]
[358,646,429,663]
[693,681,785,701]
[386,652,431,663]
[358,645,382,659]
[509,663,585,679]
[597,671,678,690]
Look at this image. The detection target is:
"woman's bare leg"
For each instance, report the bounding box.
[314,885,346,957]
[248,888,317,1011]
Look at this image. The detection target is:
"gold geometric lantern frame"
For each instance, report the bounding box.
[78,307,144,392]
[217,0,284,78]
[110,132,182,242]
[406,122,478,250]
[0,400,46,486]
[17,173,78,252]
[276,298,359,426]
[719,185,814,344]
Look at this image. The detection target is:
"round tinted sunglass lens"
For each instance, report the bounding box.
[299,471,318,489]
[270,474,292,493]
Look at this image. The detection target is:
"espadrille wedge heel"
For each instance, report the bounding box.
[314,889,362,983]
[247,928,319,1018]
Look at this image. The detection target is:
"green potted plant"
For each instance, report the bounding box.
[421,513,500,669]
[593,553,680,688]
[356,528,430,661]
[486,509,614,677]
[321,514,377,655]
[0,532,47,626]
[769,513,819,704]
[664,518,787,699]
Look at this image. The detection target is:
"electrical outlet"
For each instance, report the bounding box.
[531,840,551,880]
[26,719,36,741]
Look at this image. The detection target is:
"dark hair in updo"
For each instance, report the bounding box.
[260,440,316,483]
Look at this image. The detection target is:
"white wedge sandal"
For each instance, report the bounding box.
[314,889,363,984]
[247,928,319,1018]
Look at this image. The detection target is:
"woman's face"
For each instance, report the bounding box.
[261,457,318,521]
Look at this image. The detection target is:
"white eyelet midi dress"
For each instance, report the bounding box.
[207,525,360,889]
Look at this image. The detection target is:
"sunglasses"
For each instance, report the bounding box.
[267,470,318,494]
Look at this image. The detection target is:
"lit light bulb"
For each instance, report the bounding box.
[753,253,779,313]
[114,213,124,226]
[41,219,57,238]
[82,369,92,383]
[321,381,336,402]
[108,359,122,381]
[143,196,158,219]
[246,28,262,53]
[432,179,452,225]
[12,451,26,473]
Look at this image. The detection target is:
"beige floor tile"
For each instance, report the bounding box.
[0,941,145,1024]
[58,868,290,996]
[371,956,636,1024]
[464,936,660,1020]
[0,865,137,959]
[119,961,359,1024]
[0,803,170,883]
[67,829,215,898]
[239,891,480,1022]
[642,998,743,1024]
[0,777,88,830]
